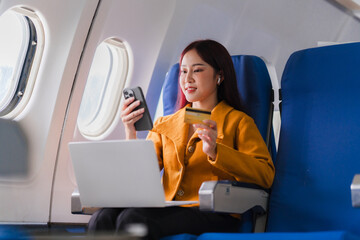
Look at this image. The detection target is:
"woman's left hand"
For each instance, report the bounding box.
[193,119,218,160]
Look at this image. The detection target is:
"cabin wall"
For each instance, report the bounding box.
[52,0,360,224]
[147,0,360,115]
[0,0,98,223]
[0,0,360,225]
[50,0,176,223]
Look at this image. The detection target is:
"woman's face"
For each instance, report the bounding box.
[179,49,220,110]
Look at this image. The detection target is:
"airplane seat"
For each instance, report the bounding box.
[0,226,30,240]
[162,62,179,117]
[266,42,360,237]
[161,55,276,239]
[71,55,276,238]
[162,55,276,160]
[195,43,360,240]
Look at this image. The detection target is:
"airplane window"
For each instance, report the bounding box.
[78,43,111,126]
[0,11,30,115]
[0,7,43,118]
[78,39,129,138]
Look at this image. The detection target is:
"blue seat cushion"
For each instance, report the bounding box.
[0,226,30,240]
[197,231,360,240]
[161,233,198,240]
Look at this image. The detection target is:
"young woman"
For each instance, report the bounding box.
[88,39,275,239]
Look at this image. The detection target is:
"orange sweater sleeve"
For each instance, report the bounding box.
[146,117,164,170]
[209,115,275,189]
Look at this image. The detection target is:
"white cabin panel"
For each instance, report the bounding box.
[0,0,98,223]
[50,0,176,223]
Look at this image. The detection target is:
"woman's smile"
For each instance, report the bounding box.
[185,85,197,94]
[180,49,220,110]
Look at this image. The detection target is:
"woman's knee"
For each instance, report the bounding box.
[116,208,147,229]
[88,208,122,232]
[115,208,159,239]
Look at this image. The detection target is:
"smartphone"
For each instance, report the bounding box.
[123,86,153,131]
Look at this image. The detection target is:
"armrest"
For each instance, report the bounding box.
[351,174,360,208]
[71,188,99,215]
[198,180,269,214]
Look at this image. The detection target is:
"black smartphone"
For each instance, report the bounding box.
[123,86,153,131]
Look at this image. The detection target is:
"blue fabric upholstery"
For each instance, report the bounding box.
[0,226,29,240]
[161,233,198,240]
[160,55,275,240]
[197,231,359,240]
[231,56,272,145]
[197,43,360,240]
[162,55,275,159]
[267,43,360,235]
[163,63,180,116]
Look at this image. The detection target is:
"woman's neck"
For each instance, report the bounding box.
[192,99,218,111]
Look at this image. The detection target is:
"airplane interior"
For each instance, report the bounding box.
[0,0,360,239]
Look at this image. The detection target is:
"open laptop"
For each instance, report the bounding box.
[69,139,198,208]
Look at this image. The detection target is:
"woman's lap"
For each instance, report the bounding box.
[88,207,239,239]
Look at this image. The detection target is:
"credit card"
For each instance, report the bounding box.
[184,107,211,124]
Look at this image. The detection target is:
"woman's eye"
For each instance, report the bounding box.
[180,70,187,74]
[194,69,203,73]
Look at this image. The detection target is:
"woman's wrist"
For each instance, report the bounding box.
[208,146,217,161]
[125,128,137,140]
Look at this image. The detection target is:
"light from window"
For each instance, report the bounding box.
[0,11,29,113]
[78,43,111,126]
[78,39,129,138]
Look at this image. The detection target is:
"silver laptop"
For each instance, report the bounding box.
[69,139,198,208]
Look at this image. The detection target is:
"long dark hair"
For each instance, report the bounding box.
[176,39,242,111]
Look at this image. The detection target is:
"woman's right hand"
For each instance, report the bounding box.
[121,97,145,139]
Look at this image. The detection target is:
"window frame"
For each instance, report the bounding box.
[77,38,130,139]
[0,15,35,116]
[0,7,45,118]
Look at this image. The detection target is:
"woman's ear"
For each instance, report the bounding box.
[217,71,224,85]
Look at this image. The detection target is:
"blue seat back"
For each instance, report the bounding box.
[267,43,360,235]
[162,63,180,116]
[162,55,275,160]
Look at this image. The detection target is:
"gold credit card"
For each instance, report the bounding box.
[184,107,211,124]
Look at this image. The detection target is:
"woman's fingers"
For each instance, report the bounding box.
[193,119,218,159]
[193,119,217,130]
[121,98,140,115]
[122,97,135,110]
[123,108,144,123]
[193,120,217,139]
[121,97,144,121]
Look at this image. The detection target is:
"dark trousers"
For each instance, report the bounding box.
[88,207,240,240]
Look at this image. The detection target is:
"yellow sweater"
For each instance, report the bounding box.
[147,101,275,202]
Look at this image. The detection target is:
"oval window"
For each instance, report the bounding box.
[0,11,29,114]
[0,7,44,118]
[78,39,129,138]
